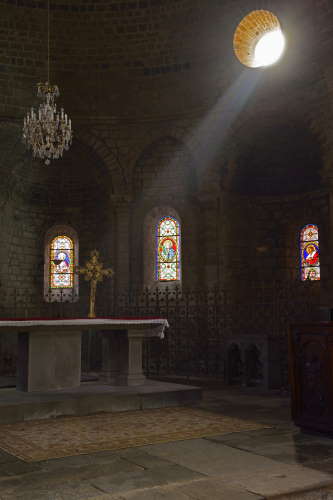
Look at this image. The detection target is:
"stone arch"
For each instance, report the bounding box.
[140,121,204,163]
[226,117,323,195]
[133,136,196,200]
[77,129,126,194]
[46,137,113,203]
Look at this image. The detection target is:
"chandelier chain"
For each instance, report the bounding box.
[22,0,73,165]
[47,0,50,82]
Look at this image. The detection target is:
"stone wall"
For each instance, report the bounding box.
[220,191,329,291]
[0,0,328,119]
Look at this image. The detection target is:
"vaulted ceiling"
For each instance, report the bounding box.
[0,0,331,196]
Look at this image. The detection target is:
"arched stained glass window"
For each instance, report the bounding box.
[49,235,75,288]
[300,224,320,281]
[156,217,181,281]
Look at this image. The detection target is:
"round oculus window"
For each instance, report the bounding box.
[233,10,285,68]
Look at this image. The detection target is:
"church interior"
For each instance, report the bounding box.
[0,0,333,498]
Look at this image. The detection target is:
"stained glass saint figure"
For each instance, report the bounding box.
[300,224,320,281]
[50,235,74,288]
[156,217,181,281]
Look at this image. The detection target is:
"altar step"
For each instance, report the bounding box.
[0,379,202,424]
[0,373,98,389]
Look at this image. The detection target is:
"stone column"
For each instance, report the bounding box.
[111,195,132,291]
[318,99,333,289]
[197,193,221,285]
[99,331,122,384]
[116,329,146,386]
[322,164,333,294]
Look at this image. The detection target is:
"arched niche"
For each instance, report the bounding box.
[44,225,79,302]
[143,206,182,289]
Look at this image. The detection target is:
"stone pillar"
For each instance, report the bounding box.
[320,140,333,293]
[323,172,333,293]
[100,329,147,386]
[117,330,146,386]
[100,331,122,384]
[197,194,221,285]
[111,195,132,291]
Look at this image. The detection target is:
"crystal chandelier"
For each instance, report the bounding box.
[22,0,72,165]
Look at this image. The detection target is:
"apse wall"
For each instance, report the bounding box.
[0,0,328,121]
[0,122,50,310]
[219,192,329,288]
[0,0,331,298]
[0,0,332,384]
[0,125,113,315]
[0,126,114,375]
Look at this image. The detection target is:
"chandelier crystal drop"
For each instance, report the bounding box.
[23,82,72,165]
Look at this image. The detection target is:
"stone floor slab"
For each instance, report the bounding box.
[228,465,333,498]
[117,449,175,469]
[0,481,104,500]
[88,491,191,500]
[274,486,333,499]
[174,477,264,500]
[141,439,333,497]
[141,438,303,476]
[0,449,20,465]
[90,464,204,495]
[0,457,142,490]
[0,460,41,478]
[40,451,121,470]
[206,429,333,466]
[86,477,264,500]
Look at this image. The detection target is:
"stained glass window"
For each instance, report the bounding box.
[156,217,181,281]
[300,224,320,281]
[49,235,74,288]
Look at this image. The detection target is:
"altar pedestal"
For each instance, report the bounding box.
[100,329,156,386]
[119,331,146,386]
[17,330,81,392]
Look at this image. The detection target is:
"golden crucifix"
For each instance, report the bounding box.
[77,250,114,318]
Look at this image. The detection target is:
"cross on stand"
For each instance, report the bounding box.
[76,250,114,318]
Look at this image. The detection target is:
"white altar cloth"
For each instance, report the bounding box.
[0,318,169,338]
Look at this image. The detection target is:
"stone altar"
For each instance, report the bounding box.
[0,318,168,392]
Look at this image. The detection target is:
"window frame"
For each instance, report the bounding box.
[300,224,320,281]
[44,225,79,302]
[156,216,181,282]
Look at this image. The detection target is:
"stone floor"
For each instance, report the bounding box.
[1,386,333,499]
